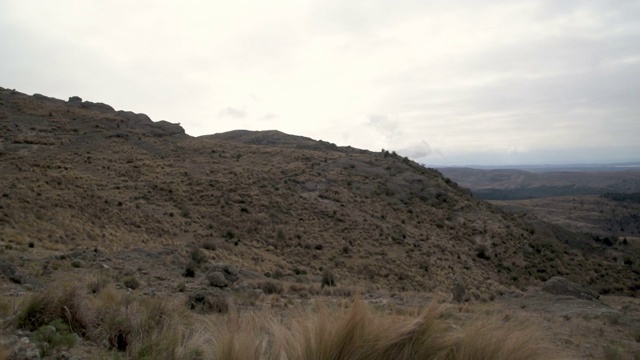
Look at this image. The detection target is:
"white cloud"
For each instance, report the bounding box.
[0,0,638,165]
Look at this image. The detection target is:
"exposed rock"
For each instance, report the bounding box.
[80,101,115,112]
[32,94,65,105]
[68,96,82,103]
[154,120,185,136]
[542,276,599,300]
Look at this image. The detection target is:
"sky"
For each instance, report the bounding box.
[1,1,639,166]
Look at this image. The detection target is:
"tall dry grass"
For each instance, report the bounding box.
[13,284,208,359]
[8,284,563,359]
[211,299,562,360]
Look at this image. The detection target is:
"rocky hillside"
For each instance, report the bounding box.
[1,86,638,298]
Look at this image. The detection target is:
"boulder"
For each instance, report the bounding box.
[542,276,599,300]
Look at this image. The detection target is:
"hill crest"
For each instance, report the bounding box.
[1,86,637,299]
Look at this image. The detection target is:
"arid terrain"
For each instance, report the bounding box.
[490,195,640,238]
[439,167,640,200]
[1,87,640,359]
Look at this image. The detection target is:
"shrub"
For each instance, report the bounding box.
[186,292,228,314]
[202,241,217,251]
[259,281,283,295]
[190,248,207,264]
[184,262,196,278]
[123,276,140,290]
[87,273,110,294]
[321,269,336,288]
[207,272,228,288]
[452,280,467,303]
[33,319,78,356]
[293,267,307,275]
[17,286,92,337]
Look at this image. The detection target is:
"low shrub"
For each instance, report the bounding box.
[186,292,228,314]
[184,262,197,278]
[33,319,78,357]
[259,281,283,295]
[321,268,336,288]
[190,248,207,264]
[123,276,140,290]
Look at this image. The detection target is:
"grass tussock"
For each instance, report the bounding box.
[13,285,208,360]
[445,317,554,360]
[8,285,560,360]
[212,299,559,360]
[16,285,92,336]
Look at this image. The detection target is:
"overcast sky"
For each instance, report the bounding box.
[1,1,639,165]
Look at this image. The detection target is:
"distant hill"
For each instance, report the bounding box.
[1,86,638,297]
[439,167,640,200]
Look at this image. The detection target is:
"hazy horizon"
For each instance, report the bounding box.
[1,1,639,166]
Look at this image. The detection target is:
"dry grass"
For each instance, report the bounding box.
[445,317,554,360]
[5,284,562,359]
[12,284,207,359]
[211,299,560,360]
[0,346,10,360]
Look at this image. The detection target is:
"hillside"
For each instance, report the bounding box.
[4,87,640,358]
[1,86,638,299]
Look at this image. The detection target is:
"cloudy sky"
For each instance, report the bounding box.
[1,1,639,165]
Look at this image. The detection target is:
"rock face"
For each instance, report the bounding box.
[542,276,600,300]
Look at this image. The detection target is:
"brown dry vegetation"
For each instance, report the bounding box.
[1,87,636,297]
[490,195,640,238]
[1,87,640,358]
[1,283,562,360]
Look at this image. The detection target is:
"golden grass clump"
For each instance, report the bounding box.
[16,285,93,336]
[211,299,560,360]
[444,317,554,360]
[8,285,560,360]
